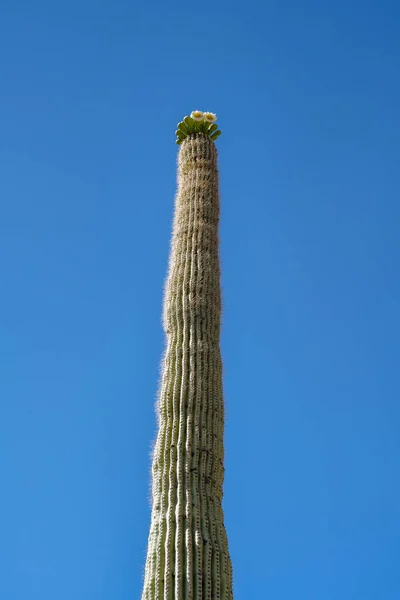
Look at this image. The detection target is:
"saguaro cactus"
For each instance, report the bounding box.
[142,111,233,600]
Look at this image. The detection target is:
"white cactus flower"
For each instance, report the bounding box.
[191,110,204,121]
[204,112,217,123]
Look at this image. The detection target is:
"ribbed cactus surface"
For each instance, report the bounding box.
[141,131,233,600]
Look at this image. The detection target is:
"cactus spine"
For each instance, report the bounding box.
[141,119,233,600]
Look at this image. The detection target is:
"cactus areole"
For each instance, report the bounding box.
[141,112,233,599]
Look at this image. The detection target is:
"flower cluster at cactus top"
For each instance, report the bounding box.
[175,110,221,145]
[191,110,217,123]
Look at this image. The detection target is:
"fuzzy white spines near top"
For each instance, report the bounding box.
[176,110,221,144]
[141,134,233,599]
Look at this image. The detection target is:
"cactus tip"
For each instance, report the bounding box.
[175,110,221,145]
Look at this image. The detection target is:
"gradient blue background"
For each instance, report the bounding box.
[1,1,399,598]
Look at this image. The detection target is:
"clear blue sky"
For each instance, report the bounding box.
[1,1,399,598]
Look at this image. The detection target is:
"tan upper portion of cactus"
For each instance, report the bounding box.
[141,134,233,599]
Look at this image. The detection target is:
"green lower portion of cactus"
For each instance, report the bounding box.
[141,134,233,599]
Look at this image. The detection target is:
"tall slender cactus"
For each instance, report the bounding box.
[141,111,233,600]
